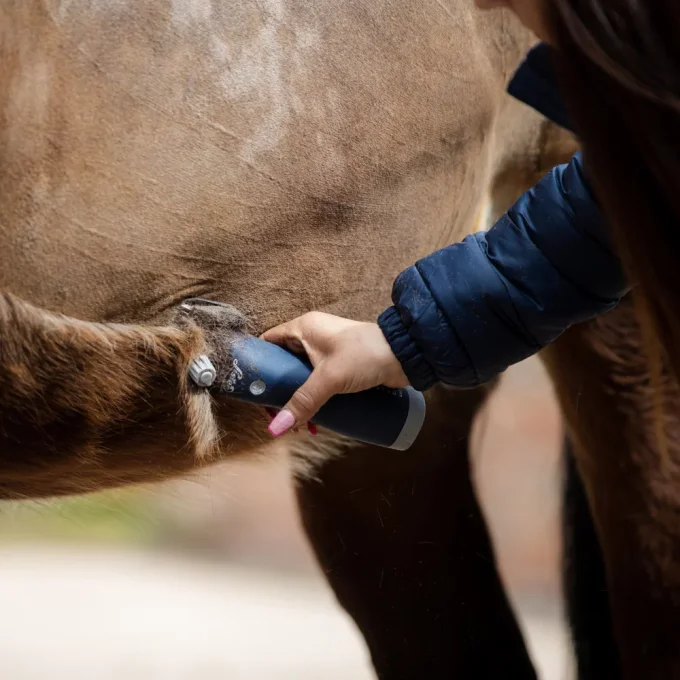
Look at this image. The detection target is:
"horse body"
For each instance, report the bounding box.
[0,0,557,486]
[2,0,533,331]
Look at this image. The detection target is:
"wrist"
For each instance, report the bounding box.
[377,307,436,392]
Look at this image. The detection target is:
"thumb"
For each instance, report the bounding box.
[261,320,305,355]
[268,365,338,437]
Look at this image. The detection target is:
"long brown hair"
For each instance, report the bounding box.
[551,0,680,457]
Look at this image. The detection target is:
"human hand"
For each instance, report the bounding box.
[261,312,408,437]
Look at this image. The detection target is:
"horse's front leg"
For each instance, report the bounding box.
[294,384,537,679]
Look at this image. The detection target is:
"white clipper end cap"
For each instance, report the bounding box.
[189,355,217,388]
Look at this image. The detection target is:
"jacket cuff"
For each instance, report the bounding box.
[378,306,436,392]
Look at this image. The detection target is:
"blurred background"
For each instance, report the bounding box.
[0,356,571,680]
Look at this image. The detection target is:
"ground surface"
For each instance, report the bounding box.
[0,545,570,680]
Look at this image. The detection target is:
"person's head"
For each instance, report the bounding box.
[481,0,680,412]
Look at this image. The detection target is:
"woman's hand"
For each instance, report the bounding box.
[261,312,408,437]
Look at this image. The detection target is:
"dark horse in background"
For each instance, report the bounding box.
[2,1,676,678]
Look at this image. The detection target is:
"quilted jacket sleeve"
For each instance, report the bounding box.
[378,151,629,391]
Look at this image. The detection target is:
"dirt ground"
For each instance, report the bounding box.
[0,545,570,680]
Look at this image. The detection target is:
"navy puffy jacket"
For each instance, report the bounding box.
[377,44,630,391]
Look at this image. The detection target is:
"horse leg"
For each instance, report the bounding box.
[294,384,536,679]
[562,436,622,679]
[545,299,680,679]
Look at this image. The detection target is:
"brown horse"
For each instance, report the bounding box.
[2,1,675,678]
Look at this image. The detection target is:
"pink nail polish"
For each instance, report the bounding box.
[268,410,296,437]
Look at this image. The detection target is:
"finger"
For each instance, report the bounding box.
[260,319,302,347]
[268,366,339,437]
[261,322,306,355]
[267,407,314,435]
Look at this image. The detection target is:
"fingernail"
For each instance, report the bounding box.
[268,410,296,437]
[307,423,318,436]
